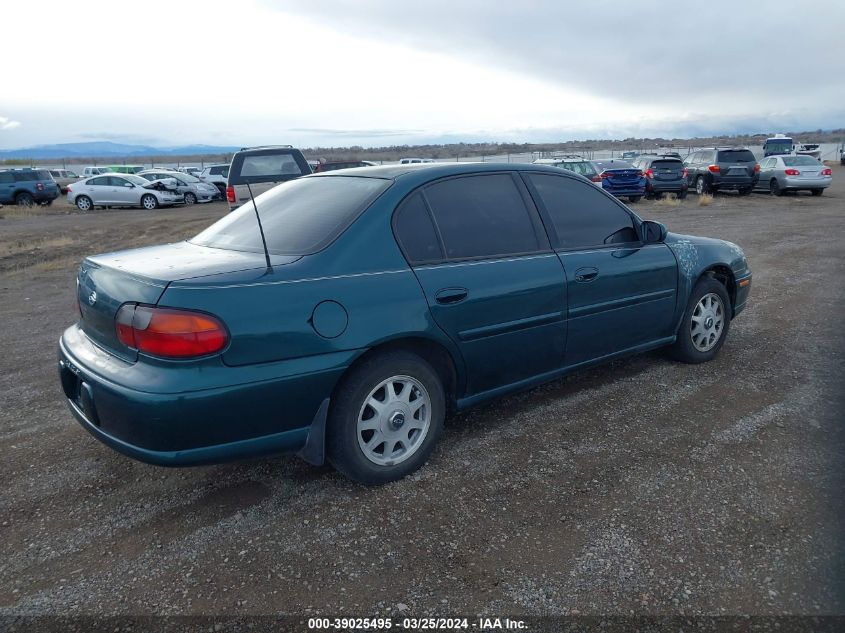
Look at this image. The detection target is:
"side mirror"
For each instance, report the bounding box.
[642,220,667,243]
[124,182,133,188]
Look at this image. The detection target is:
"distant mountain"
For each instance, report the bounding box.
[0,141,240,159]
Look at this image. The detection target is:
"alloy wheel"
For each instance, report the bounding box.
[356,375,432,466]
[690,292,725,352]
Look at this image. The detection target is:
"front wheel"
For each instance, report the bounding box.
[140,194,159,210]
[327,350,445,485]
[184,192,197,205]
[669,277,731,364]
[811,188,823,197]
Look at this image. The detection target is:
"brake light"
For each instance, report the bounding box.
[753,163,761,173]
[822,167,832,176]
[784,168,800,176]
[682,168,688,179]
[226,185,235,203]
[707,165,721,173]
[590,175,602,182]
[643,168,654,179]
[67,185,72,193]
[115,304,228,358]
[599,172,611,179]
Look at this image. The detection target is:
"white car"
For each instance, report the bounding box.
[137,169,220,204]
[66,174,184,211]
[198,163,230,196]
[81,166,111,177]
[399,158,436,164]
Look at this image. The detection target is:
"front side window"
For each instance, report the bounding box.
[527,173,638,249]
[192,176,390,256]
[423,174,541,260]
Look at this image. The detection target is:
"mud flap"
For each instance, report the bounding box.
[298,398,329,466]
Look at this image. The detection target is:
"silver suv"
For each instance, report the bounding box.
[226,146,311,211]
[198,164,230,197]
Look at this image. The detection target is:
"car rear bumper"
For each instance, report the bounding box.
[647,180,688,192]
[603,185,646,196]
[58,324,350,466]
[782,176,831,189]
[712,176,757,190]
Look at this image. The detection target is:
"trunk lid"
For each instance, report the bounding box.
[650,160,684,181]
[605,169,641,182]
[77,241,293,361]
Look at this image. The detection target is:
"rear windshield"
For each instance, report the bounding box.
[717,150,755,163]
[652,160,682,168]
[191,176,390,256]
[230,151,309,184]
[555,161,597,176]
[782,156,821,166]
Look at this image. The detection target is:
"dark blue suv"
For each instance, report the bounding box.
[0,168,61,206]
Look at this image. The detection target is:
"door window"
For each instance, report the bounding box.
[88,176,110,186]
[423,174,542,260]
[527,173,638,249]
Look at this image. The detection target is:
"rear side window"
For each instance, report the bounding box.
[0,172,13,183]
[423,174,541,260]
[393,193,443,264]
[528,174,638,249]
[192,176,390,256]
[13,172,36,182]
[717,150,755,163]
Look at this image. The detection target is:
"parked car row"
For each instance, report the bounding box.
[66,173,184,211]
[533,145,832,199]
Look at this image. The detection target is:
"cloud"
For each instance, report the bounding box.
[279,0,845,112]
[0,116,21,130]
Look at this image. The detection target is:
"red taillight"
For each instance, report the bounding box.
[599,172,610,179]
[36,182,44,191]
[784,168,800,176]
[822,168,832,176]
[226,185,235,203]
[753,163,761,173]
[643,168,654,179]
[590,175,602,182]
[67,185,73,193]
[682,168,688,179]
[115,304,228,358]
[707,165,721,173]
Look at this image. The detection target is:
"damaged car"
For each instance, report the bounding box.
[66,174,184,211]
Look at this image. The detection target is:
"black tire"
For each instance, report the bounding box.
[15,192,34,207]
[628,196,641,203]
[695,176,710,195]
[678,190,688,200]
[75,195,93,212]
[770,179,782,196]
[140,194,159,210]
[738,187,752,196]
[43,199,53,207]
[215,183,226,196]
[327,350,445,485]
[184,192,197,205]
[811,188,823,197]
[669,277,732,364]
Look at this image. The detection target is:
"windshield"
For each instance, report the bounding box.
[191,176,390,256]
[555,161,597,176]
[176,173,200,183]
[783,156,821,167]
[122,174,150,186]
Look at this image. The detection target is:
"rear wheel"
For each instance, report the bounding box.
[184,192,197,205]
[669,277,731,364]
[140,194,158,210]
[678,190,688,199]
[695,176,709,195]
[811,188,823,197]
[327,350,445,485]
[628,196,641,203]
[738,187,752,196]
[770,179,782,196]
[15,192,34,207]
[75,195,92,211]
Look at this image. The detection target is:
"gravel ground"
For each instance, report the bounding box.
[1,172,843,619]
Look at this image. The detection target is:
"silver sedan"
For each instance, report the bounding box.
[754,155,832,196]
[137,170,221,205]
[66,174,184,211]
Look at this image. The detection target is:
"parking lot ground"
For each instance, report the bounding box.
[1,171,844,617]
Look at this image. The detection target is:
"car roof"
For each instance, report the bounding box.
[310,161,579,182]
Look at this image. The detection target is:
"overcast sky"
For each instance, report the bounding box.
[2,0,844,149]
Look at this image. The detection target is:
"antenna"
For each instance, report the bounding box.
[246,182,272,271]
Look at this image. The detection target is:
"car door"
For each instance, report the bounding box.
[393,173,568,398]
[757,158,775,189]
[85,176,114,204]
[0,171,14,203]
[683,152,699,183]
[524,172,678,367]
[108,176,138,204]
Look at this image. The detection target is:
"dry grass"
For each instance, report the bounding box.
[655,193,682,207]
[0,203,71,219]
[698,193,714,207]
[1,236,76,258]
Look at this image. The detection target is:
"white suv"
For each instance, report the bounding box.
[198,164,230,196]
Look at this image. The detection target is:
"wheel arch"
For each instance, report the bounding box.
[696,264,736,316]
